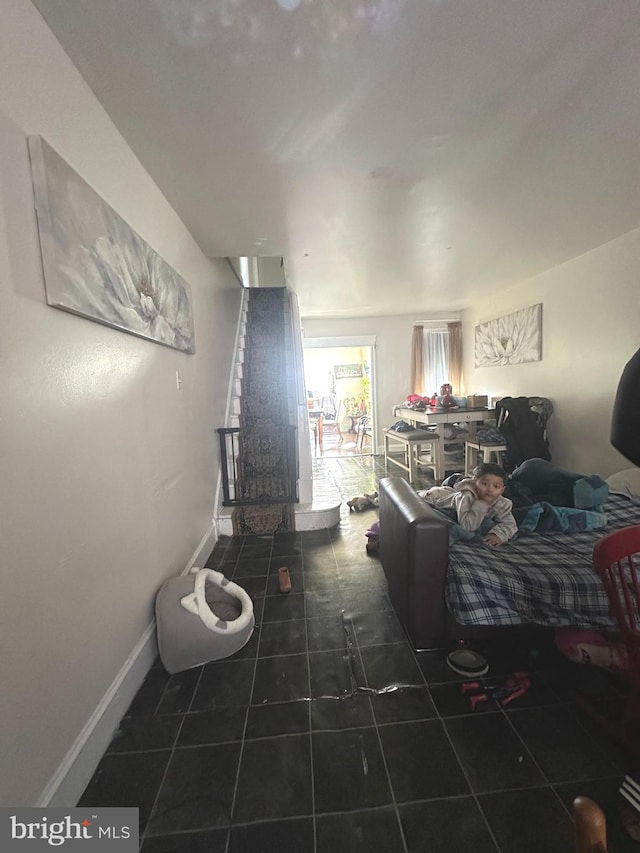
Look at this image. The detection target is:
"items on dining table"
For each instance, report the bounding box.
[402,391,475,411]
[439,383,456,410]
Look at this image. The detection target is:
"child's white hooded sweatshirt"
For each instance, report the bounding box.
[418,478,517,543]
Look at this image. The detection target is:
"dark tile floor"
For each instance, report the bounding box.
[79,456,638,852]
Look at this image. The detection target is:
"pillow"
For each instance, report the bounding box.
[606,468,640,498]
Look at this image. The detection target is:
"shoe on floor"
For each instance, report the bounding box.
[446,648,489,677]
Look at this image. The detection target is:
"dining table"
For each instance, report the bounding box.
[392,405,496,481]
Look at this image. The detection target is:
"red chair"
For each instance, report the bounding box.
[591,524,640,754]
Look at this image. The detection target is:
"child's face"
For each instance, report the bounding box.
[475,473,505,503]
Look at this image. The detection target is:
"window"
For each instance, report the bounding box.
[410,321,462,397]
[422,327,449,396]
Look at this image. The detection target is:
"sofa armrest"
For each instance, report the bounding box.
[379,476,450,649]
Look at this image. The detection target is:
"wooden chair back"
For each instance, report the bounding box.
[573,796,607,853]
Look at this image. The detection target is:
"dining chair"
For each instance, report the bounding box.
[356,415,371,450]
[322,397,343,442]
[308,415,318,450]
[464,436,507,475]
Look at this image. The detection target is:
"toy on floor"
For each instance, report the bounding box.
[347,491,379,512]
[555,627,630,673]
[461,671,531,710]
[365,519,380,555]
[366,534,379,555]
[278,566,292,593]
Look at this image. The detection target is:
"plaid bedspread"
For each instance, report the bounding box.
[445,492,640,628]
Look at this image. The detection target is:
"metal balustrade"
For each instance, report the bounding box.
[217,426,299,507]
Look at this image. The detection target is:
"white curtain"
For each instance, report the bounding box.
[447,321,462,395]
[422,328,449,395]
[410,325,425,394]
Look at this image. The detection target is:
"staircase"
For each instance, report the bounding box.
[217,286,340,536]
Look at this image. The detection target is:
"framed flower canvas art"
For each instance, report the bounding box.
[474,304,542,368]
[28,135,195,354]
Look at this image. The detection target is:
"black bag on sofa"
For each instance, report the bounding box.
[495,396,552,472]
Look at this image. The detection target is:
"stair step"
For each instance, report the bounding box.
[219,286,331,533]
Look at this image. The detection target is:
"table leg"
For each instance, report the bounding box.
[433,426,445,482]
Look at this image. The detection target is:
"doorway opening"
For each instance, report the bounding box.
[302,339,375,458]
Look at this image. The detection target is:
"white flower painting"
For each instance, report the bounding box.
[474,304,542,367]
[28,136,195,354]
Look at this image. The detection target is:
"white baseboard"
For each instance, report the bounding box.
[183,520,217,574]
[38,521,218,807]
[38,622,158,807]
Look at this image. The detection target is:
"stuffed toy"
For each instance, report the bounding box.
[365,519,380,554]
[347,491,379,512]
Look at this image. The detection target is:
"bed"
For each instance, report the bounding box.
[378,469,640,650]
[447,491,640,630]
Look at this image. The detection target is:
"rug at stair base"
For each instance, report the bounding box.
[232,503,296,535]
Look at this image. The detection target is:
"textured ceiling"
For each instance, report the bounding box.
[31,0,640,317]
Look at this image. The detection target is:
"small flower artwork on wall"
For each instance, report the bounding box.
[474,303,542,367]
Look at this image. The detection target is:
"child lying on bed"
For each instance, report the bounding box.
[417,463,517,546]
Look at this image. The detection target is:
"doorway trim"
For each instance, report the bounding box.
[304,336,377,348]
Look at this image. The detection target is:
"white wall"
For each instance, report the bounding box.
[462,229,640,477]
[0,0,241,805]
[304,345,368,400]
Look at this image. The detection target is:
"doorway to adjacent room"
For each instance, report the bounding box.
[302,338,376,459]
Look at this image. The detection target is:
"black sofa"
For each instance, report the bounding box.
[378,476,549,650]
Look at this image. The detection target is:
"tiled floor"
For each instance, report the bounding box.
[79,456,638,852]
[310,429,372,458]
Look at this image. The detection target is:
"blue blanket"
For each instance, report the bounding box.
[514,502,609,534]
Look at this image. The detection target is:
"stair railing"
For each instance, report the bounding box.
[217,425,298,507]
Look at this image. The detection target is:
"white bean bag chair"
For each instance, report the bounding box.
[155,567,255,673]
